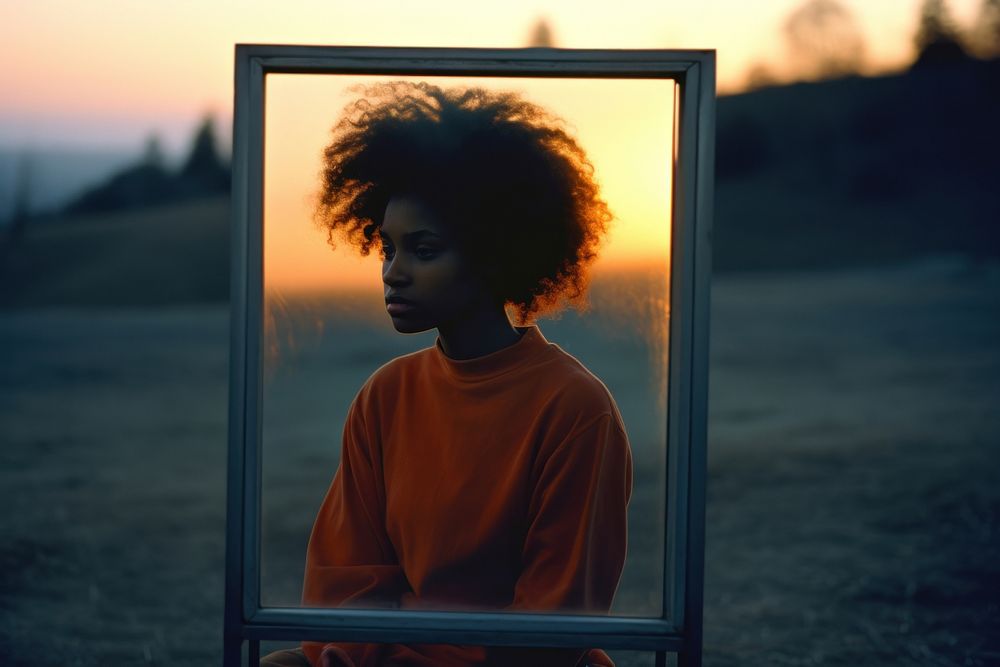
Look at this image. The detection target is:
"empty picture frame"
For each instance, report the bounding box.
[225,44,714,667]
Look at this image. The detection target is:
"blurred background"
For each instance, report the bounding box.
[1,0,998,665]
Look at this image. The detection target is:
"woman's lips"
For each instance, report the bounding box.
[386,302,417,316]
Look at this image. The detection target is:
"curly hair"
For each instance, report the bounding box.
[313,81,613,322]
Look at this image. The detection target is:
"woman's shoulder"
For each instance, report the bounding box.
[534,345,627,430]
[526,347,631,469]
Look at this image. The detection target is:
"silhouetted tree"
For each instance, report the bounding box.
[142,133,166,169]
[62,116,230,216]
[0,152,31,264]
[744,62,780,90]
[972,0,1000,57]
[784,0,867,80]
[916,0,959,48]
[527,18,557,48]
[7,152,32,245]
[179,114,227,188]
[913,0,970,66]
[62,161,173,216]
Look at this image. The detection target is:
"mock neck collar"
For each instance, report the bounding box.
[432,325,551,383]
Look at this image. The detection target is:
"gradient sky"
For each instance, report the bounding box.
[0,0,985,155]
[264,74,674,290]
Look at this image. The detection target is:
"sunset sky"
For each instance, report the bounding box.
[0,0,986,154]
[0,0,987,289]
[264,74,674,290]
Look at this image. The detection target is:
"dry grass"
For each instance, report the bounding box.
[1,262,998,666]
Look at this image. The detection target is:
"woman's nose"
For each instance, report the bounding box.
[382,256,410,287]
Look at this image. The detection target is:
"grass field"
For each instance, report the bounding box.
[2,258,997,666]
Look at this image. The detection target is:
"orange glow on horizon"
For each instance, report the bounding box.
[3,0,983,128]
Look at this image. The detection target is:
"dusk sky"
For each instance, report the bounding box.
[264,74,674,289]
[0,0,985,156]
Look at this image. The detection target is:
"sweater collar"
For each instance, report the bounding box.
[432,325,551,382]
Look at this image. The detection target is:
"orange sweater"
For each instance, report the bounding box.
[301,325,633,666]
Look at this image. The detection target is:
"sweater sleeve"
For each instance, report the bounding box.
[492,412,634,667]
[300,395,409,667]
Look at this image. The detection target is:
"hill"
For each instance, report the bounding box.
[714,58,1000,271]
[0,148,137,220]
[0,196,228,307]
[0,59,998,307]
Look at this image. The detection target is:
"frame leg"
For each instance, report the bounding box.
[249,639,260,666]
[224,635,242,667]
[678,648,701,667]
[655,650,668,667]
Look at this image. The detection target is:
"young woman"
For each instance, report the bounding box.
[263,81,632,667]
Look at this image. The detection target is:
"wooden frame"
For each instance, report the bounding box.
[225,44,714,667]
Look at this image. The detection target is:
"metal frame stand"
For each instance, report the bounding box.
[224,44,714,667]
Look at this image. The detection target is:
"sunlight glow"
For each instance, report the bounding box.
[263,74,675,292]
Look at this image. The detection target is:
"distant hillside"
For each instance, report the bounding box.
[0,196,228,307]
[0,148,136,221]
[59,117,229,218]
[714,58,1000,271]
[1,59,998,308]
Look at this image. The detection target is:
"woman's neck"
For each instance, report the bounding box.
[436,305,523,360]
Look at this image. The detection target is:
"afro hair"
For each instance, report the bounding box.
[313,81,613,322]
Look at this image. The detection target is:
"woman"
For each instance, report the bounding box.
[264,81,633,667]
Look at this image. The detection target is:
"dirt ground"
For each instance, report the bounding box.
[1,261,998,666]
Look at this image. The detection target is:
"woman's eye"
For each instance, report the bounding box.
[415,247,438,260]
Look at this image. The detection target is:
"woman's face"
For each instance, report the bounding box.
[380,196,492,334]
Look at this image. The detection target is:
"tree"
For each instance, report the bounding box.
[0,151,31,262]
[8,151,32,244]
[913,0,970,66]
[784,0,867,80]
[744,62,780,91]
[142,133,166,170]
[178,114,229,195]
[180,115,224,179]
[972,0,1000,57]
[61,116,229,217]
[916,0,959,50]
[526,18,557,48]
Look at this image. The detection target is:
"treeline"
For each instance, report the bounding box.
[713,56,1000,271]
[745,0,1000,88]
[61,116,229,217]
